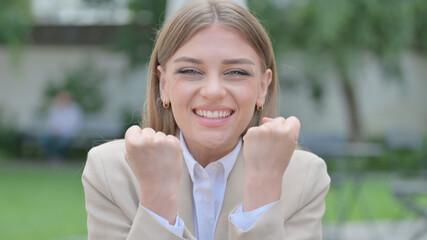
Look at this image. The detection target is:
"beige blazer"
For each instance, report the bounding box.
[82,139,330,240]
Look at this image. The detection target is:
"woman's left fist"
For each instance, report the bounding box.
[242,116,300,211]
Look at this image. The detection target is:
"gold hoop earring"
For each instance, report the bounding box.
[257,104,263,111]
[163,101,170,109]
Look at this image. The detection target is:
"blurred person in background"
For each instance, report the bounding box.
[82,1,330,239]
[42,90,82,163]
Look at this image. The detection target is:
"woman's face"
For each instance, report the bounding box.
[158,25,271,158]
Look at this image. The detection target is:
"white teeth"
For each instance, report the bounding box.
[195,110,231,118]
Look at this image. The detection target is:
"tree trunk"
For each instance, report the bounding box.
[335,59,364,142]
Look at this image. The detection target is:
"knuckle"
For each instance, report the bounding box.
[125,136,140,148]
[168,137,182,151]
[156,131,166,137]
[124,125,140,139]
[141,127,155,135]
[277,116,286,122]
[166,135,179,144]
[287,116,301,128]
[244,127,258,138]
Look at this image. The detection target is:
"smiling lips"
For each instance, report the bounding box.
[192,107,234,127]
[195,109,232,119]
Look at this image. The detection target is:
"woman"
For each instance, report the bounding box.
[82,1,330,239]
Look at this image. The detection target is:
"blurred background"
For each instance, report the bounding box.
[0,0,426,239]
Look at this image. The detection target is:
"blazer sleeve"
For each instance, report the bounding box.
[82,147,196,240]
[227,155,330,240]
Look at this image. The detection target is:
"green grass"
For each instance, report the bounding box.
[0,163,424,239]
[0,163,87,240]
[323,175,416,222]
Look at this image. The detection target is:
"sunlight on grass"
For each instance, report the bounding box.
[324,174,418,222]
[0,164,87,240]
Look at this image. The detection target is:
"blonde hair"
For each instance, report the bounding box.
[143,0,278,135]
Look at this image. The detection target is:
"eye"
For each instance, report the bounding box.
[226,70,250,76]
[177,69,201,75]
[176,68,204,81]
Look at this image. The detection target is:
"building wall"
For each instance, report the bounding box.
[0,45,146,132]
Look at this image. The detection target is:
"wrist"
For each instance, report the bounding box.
[140,187,179,224]
[243,174,282,212]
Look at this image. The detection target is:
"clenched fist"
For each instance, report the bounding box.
[242,116,300,211]
[125,126,183,224]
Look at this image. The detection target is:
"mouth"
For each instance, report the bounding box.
[193,109,234,119]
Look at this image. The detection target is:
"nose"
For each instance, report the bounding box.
[200,75,226,100]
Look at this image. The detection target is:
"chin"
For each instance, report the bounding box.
[202,134,237,149]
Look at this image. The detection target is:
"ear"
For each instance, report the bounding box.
[257,68,272,106]
[157,65,169,102]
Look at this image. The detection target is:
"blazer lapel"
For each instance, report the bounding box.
[214,149,246,240]
[178,159,195,235]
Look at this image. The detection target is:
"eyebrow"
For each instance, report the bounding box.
[222,58,254,65]
[174,57,203,64]
[173,57,255,65]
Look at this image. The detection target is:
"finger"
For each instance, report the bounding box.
[125,125,142,142]
[155,131,167,138]
[284,116,301,140]
[261,117,273,124]
[166,135,183,151]
[243,126,255,141]
[166,134,180,142]
[152,131,167,145]
[285,116,301,130]
[263,117,285,129]
[141,127,156,136]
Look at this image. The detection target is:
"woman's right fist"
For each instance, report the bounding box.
[124,126,183,223]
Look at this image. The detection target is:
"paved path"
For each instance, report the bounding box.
[323,220,426,240]
[57,220,426,240]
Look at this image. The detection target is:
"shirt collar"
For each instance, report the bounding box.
[180,130,241,183]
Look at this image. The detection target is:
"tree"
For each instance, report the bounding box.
[0,0,32,66]
[84,0,167,65]
[248,0,427,141]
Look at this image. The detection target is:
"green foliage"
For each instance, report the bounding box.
[85,0,167,65]
[414,0,427,52]
[0,1,31,155]
[0,0,32,44]
[325,134,427,174]
[387,137,427,175]
[112,0,166,64]
[249,0,427,78]
[0,108,20,157]
[41,63,106,113]
[0,0,32,67]
[249,0,427,140]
